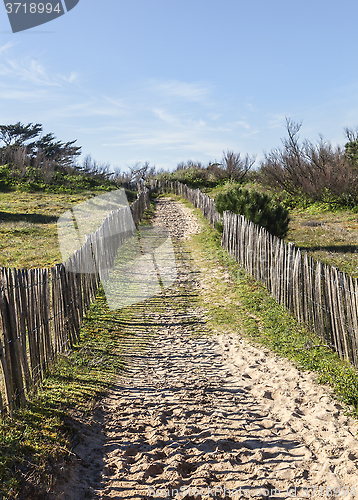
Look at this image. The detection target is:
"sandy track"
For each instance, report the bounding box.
[54,199,358,500]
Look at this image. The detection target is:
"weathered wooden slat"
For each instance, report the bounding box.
[329,268,344,358]
[335,269,350,361]
[15,269,31,396]
[0,288,16,415]
[5,269,26,407]
[344,274,358,367]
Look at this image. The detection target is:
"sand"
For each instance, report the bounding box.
[52,198,358,500]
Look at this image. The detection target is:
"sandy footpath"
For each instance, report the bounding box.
[53,199,358,500]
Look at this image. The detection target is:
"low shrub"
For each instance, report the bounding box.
[156,153,255,190]
[0,164,117,193]
[215,185,290,238]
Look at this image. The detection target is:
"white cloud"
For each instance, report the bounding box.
[102,95,127,109]
[267,113,288,129]
[0,42,79,88]
[102,117,243,157]
[236,120,251,130]
[0,57,58,86]
[42,99,129,119]
[61,71,79,84]
[0,41,17,57]
[147,79,213,102]
[152,108,182,126]
[0,83,48,101]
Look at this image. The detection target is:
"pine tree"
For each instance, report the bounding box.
[215,186,290,238]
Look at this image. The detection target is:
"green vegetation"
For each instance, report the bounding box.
[258,119,358,208]
[214,184,290,238]
[0,162,117,193]
[0,187,142,269]
[150,119,358,279]
[286,205,358,279]
[153,118,358,212]
[0,122,126,193]
[156,151,255,189]
[0,122,81,172]
[183,180,358,280]
[0,191,102,268]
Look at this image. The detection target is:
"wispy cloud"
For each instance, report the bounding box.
[101,112,248,158]
[0,57,78,87]
[103,128,227,158]
[0,84,48,101]
[61,71,79,84]
[102,95,127,109]
[267,113,288,129]
[147,79,213,103]
[0,42,79,88]
[236,120,251,130]
[152,108,182,126]
[0,41,17,57]
[41,99,129,119]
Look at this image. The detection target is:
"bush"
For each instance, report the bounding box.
[259,118,358,205]
[0,163,117,193]
[0,165,15,190]
[160,161,210,189]
[156,153,255,190]
[215,185,290,238]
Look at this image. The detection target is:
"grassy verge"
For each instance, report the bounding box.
[0,188,141,269]
[0,191,101,268]
[286,205,358,278]
[168,194,358,417]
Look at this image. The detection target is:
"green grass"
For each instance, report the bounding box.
[286,205,358,278]
[0,191,103,269]
[138,194,157,225]
[0,188,142,269]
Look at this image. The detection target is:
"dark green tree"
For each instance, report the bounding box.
[344,127,358,166]
[0,122,81,170]
[0,122,42,147]
[32,133,81,168]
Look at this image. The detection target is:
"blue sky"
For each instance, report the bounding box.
[0,0,358,173]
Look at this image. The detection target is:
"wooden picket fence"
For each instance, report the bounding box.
[0,189,150,416]
[153,180,358,369]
